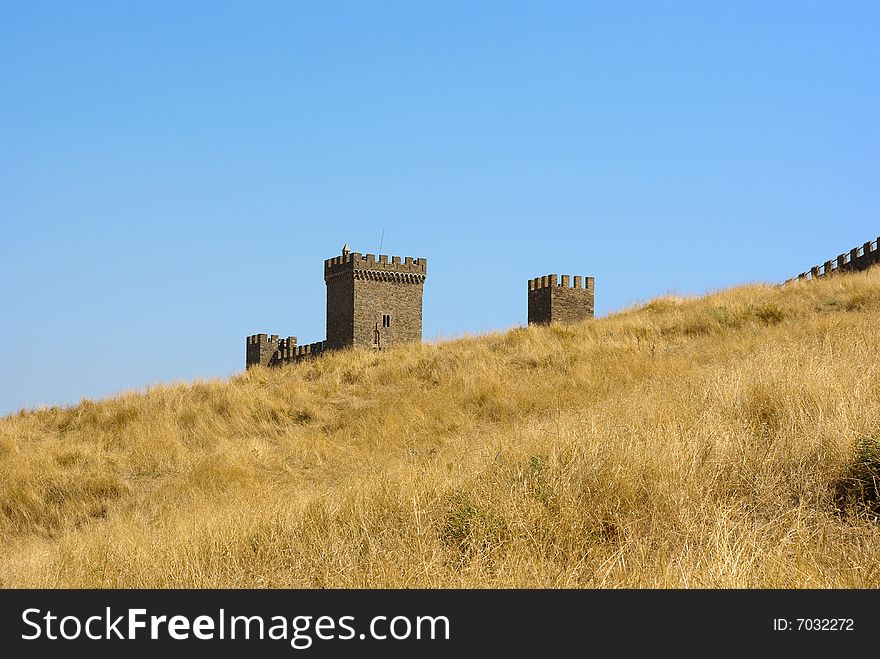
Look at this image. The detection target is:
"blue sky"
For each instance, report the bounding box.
[2,1,878,414]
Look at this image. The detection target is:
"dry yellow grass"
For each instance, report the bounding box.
[2,270,880,588]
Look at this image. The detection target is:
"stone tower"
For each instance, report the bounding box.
[527,274,594,325]
[324,246,428,350]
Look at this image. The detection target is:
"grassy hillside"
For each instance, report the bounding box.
[2,271,880,588]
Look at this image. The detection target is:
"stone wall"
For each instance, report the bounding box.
[785,237,880,283]
[352,274,424,349]
[246,334,327,369]
[325,271,354,350]
[275,340,327,364]
[245,334,295,368]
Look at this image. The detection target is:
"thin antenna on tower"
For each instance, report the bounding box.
[378,227,385,255]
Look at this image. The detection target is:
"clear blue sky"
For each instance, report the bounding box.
[2,2,878,415]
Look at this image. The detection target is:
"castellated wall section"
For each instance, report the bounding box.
[785,237,880,283]
[246,334,287,368]
[245,335,327,369]
[527,274,595,326]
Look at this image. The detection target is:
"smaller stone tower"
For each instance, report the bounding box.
[527,274,594,325]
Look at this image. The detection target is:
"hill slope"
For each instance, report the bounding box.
[2,272,880,588]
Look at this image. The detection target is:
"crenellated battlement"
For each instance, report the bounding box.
[275,340,327,364]
[245,334,298,368]
[324,251,427,283]
[246,333,282,346]
[528,274,595,291]
[785,236,880,284]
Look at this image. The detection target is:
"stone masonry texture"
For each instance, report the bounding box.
[527,274,594,325]
[325,250,427,350]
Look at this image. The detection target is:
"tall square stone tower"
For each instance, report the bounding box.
[527,274,594,325]
[324,246,428,350]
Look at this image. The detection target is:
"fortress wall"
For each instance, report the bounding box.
[786,237,880,283]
